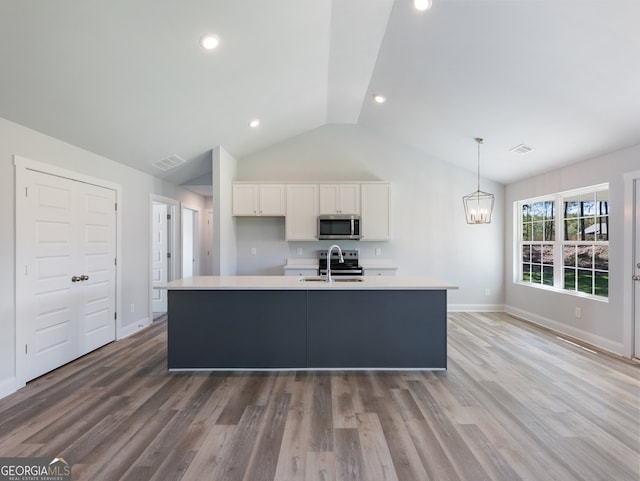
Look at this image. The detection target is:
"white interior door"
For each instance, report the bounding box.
[17,169,116,382]
[77,180,117,354]
[152,202,168,313]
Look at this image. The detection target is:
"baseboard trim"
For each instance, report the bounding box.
[448,303,505,312]
[0,376,19,400]
[504,305,625,356]
[117,317,151,340]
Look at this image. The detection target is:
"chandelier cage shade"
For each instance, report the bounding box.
[463,137,494,224]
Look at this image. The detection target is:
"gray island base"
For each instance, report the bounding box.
[162,276,457,371]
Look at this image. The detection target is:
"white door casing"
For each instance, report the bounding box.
[16,166,117,383]
[152,202,168,313]
[634,179,640,358]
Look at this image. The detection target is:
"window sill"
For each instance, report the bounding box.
[513,281,609,303]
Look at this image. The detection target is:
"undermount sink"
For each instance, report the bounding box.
[298,276,363,283]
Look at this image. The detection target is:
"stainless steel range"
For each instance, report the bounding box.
[318,249,364,277]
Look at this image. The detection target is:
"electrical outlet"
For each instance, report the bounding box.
[375,248,382,256]
[130,304,135,313]
[250,247,257,255]
[485,288,490,296]
[297,248,303,255]
[575,307,582,318]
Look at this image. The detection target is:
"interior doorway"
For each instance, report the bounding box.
[150,196,178,318]
[182,207,199,278]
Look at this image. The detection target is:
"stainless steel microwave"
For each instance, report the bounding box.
[318,214,361,240]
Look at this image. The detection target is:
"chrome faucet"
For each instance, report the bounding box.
[325,244,344,282]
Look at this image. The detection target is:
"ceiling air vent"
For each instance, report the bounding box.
[152,154,186,171]
[509,144,535,155]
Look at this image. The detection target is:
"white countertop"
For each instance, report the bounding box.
[157,275,457,290]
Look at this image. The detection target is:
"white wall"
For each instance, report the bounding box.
[504,143,640,355]
[0,117,204,397]
[236,124,505,309]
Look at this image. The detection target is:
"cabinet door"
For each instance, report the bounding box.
[286,184,319,240]
[319,184,360,214]
[338,184,360,214]
[259,184,286,216]
[232,184,258,216]
[319,184,339,214]
[361,183,392,241]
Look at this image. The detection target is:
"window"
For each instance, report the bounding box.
[516,185,608,299]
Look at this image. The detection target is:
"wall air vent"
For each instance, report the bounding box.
[509,144,535,155]
[152,154,186,171]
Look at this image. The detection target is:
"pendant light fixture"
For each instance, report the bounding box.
[463,137,494,224]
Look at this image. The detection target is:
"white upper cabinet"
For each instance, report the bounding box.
[232,183,286,216]
[361,183,392,241]
[286,184,319,241]
[319,184,360,215]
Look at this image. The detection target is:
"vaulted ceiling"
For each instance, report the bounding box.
[1,0,639,187]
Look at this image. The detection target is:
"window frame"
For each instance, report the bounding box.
[515,183,609,301]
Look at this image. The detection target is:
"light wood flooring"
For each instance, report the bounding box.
[0,312,638,481]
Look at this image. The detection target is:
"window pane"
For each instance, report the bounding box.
[564,268,576,290]
[532,202,545,220]
[563,245,576,267]
[522,264,531,281]
[596,191,609,221]
[532,222,544,241]
[565,219,578,240]
[522,245,531,262]
[594,272,608,297]
[581,217,596,241]
[577,269,592,294]
[543,266,554,286]
[531,245,542,264]
[531,264,542,283]
[522,223,532,241]
[544,220,555,241]
[596,217,608,241]
[577,245,593,268]
[594,246,608,271]
[542,245,554,264]
[581,200,596,216]
[522,204,532,222]
[545,201,555,219]
[564,197,580,218]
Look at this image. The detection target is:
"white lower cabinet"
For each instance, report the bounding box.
[284,268,317,277]
[364,268,396,276]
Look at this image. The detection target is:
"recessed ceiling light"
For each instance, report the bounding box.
[413,0,433,12]
[199,33,220,50]
[249,119,260,128]
[373,94,386,104]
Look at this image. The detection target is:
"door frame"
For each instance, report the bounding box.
[149,195,179,317]
[623,169,640,359]
[181,204,200,278]
[14,155,122,387]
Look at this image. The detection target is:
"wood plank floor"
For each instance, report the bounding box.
[0,312,638,481]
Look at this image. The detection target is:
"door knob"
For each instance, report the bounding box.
[633,275,640,281]
[71,276,81,282]
[80,275,89,281]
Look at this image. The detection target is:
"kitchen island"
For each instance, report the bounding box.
[159,276,457,371]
